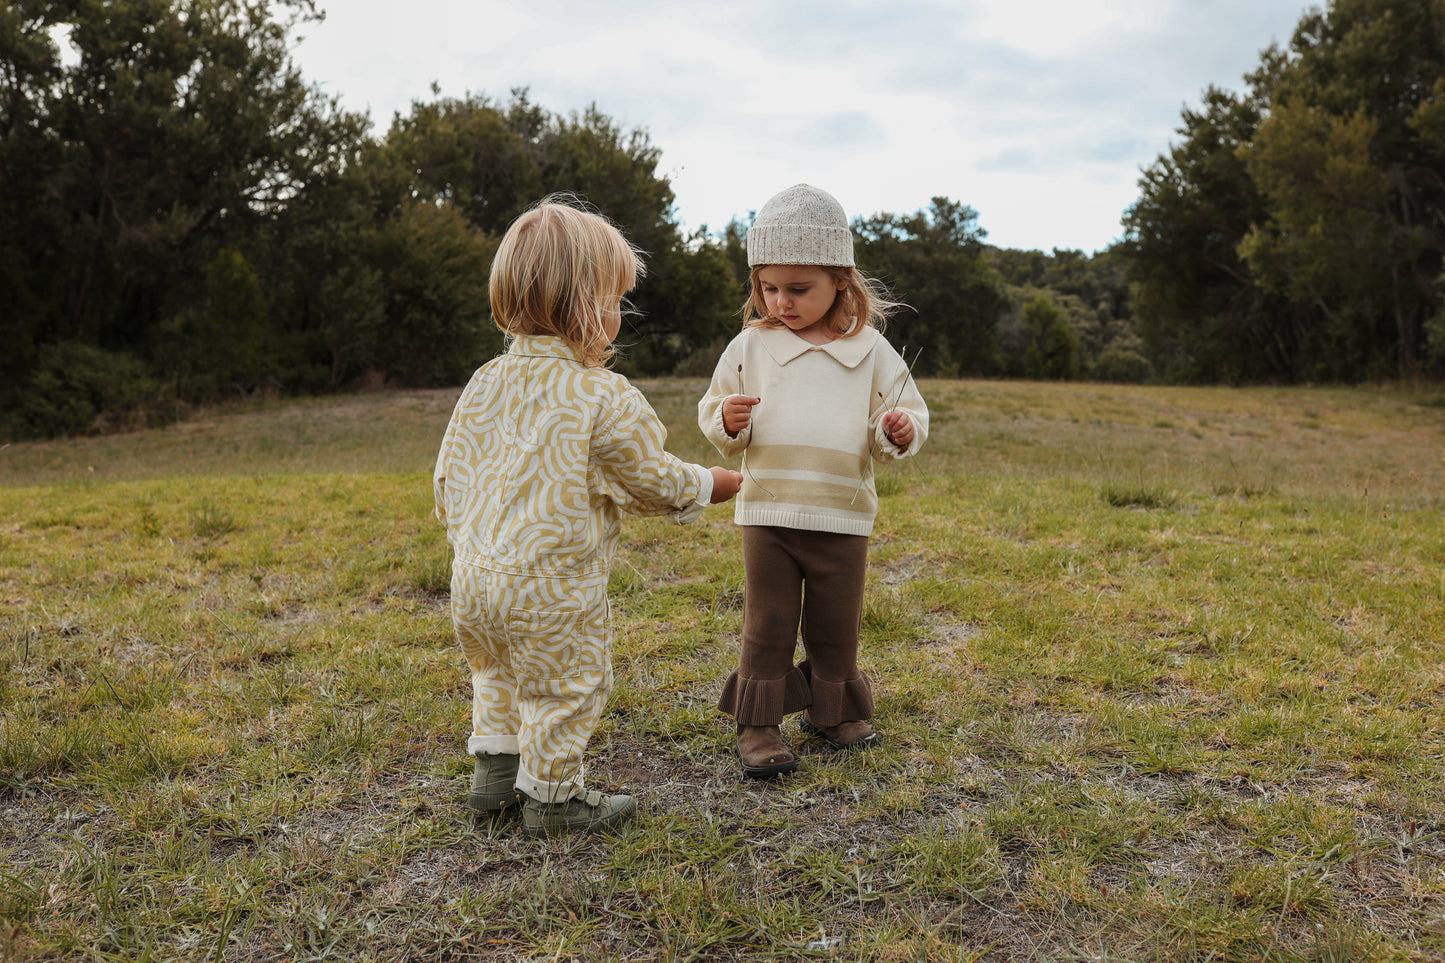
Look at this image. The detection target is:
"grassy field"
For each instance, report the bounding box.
[2,378,1443,962]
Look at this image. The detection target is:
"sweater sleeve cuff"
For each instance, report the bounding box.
[709,402,750,457]
[874,423,921,461]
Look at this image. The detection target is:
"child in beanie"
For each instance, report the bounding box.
[697,184,929,778]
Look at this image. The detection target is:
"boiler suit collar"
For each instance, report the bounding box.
[505,334,584,363]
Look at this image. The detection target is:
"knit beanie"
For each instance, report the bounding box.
[746,184,855,268]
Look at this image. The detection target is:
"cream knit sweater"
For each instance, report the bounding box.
[698,325,928,536]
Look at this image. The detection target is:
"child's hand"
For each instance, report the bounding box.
[883,410,914,449]
[709,467,743,503]
[722,395,760,436]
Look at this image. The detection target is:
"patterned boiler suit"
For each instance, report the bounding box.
[435,335,711,803]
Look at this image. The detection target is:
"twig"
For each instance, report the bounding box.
[206,607,246,642]
[736,363,775,500]
[853,346,923,505]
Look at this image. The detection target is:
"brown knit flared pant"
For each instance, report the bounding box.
[717,526,874,727]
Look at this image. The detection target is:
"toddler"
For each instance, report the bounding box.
[436,197,742,833]
[698,184,928,778]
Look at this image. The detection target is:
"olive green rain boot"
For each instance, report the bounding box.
[521,789,636,837]
[468,752,521,813]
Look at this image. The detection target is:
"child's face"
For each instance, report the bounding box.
[757,265,846,340]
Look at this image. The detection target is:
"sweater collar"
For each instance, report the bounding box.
[757,323,878,369]
[505,335,584,363]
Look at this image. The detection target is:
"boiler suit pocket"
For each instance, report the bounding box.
[505,579,611,684]
[508,609,586,680]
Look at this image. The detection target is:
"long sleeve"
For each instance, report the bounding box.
[593,385,713,522]
[697,340,751,459]
[867,339,929,462]
[433,377,477,529]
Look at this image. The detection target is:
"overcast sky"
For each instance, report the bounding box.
[289,0,1312,253]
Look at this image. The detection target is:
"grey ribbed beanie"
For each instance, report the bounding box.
[746,184,854,268]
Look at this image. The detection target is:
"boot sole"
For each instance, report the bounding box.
[521,805,636,838]
[520,817,630,838]
[736,747,800,780]
[468,791,521,813]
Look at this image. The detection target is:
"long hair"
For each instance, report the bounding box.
[489,195,643,367]
[741,265,904,339]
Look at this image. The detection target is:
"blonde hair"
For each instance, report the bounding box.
[489,195,643,367]
[742,265,903,339]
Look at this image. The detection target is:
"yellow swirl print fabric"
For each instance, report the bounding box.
[450,566,611,800]
[435,335,709,801]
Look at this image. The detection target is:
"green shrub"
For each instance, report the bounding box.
[1022,295,1081,380]
[11,342,165,439]
[1090,348,1153,384]
[1100,481,1177,509]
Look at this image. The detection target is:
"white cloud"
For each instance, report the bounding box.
[291,0,1310,251]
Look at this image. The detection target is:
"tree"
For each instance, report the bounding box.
[0,0,370,424]
[1020,295,1080,380]
[1240,0,1445,378]
[368,199,498,386]
[1122,0,1445,382]
[364,89,736,378]
[1237,103,1400,379]
[604,227,736,378]
[990,246,1142,379]
[853,197,1011,377]
[149,246,274,399]
[1121,84,1287,382]
[263,133,501,391]
[371,89,541,235]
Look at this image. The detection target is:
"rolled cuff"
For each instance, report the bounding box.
[468,734,520,756]
[704,400,751,458]
[516,759,585,804]
[873,419,924,461]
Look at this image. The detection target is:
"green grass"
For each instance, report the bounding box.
[2,379,1443,961]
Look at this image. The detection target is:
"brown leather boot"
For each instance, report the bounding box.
[736,724,799,779]
[801,716,883,750]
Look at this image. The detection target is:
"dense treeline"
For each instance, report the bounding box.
[1121,0,1445,383]
[2,0,1440,439]
[0,0,747,437]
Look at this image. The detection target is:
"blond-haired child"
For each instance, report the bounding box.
[436,197,741,834]
[698,184,928,779]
